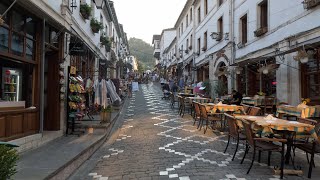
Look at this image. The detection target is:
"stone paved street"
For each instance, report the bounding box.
[72,83,320,180]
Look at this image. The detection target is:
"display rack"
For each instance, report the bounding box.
[66,66,85,136]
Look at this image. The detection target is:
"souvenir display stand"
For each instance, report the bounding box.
[66,66,85,136]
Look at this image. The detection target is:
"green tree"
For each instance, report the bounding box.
[0,145,19,179]
[129,38,155,70]
[137,60,145,73]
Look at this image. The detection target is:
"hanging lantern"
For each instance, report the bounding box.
[300,57,309,64]
[262,68,269,74]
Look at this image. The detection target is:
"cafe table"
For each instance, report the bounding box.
[277,105,320,118]
[202,103,245,114]
[186,97,211,104]
[235,115,319,163]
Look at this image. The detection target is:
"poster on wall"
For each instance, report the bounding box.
[132,82,139,92]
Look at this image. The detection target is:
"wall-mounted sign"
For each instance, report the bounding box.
[70,66,77,75]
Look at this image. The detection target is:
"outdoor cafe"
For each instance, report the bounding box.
[165,84,320,179]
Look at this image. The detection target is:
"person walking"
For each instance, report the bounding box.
[127,78,133,98]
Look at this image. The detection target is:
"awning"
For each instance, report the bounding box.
[183,55,194,69]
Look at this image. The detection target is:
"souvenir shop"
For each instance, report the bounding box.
[0,1,64,140]
[65,37,121,134]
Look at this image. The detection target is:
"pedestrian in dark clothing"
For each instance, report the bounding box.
[230,90,243,105]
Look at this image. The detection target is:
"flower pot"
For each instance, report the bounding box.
[100,111,111,123]
[80,11,90,19]
[91,26,99,33]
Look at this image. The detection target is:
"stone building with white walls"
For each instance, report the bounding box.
[0,0,129,152]
[155,0,320,104]
[233,0,320,105]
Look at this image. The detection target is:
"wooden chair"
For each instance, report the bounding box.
[170,92,179,109]
[224,113,246,160]
[193,102,202,129]
[199,104,224,134]
[241,120,287,179]
[261,97,275,115]
[179,96,192,117]
[241,104,251,114]
[292,118,320,178]
[248,106,262,116]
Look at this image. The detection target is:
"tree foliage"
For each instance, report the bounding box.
[0,145,19,179]
[128,38,155,71]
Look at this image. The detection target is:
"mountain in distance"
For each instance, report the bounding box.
[128,37,155,71]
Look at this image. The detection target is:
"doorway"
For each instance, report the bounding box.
[44,50,60,131]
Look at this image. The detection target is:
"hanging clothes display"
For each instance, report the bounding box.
[94,78,101,105]
[106,79,121,103]
[100,79,108,108]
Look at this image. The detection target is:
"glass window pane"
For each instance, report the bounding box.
[308,85,320,99]
[26,17,36,39]
[26,38,34,60]
[12,11,25,33]
[11,32,24,56]
[45,26,50,43]
[0,27,9,52]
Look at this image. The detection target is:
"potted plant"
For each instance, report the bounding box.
[0,145,19,180]
[214,79,227,98]
[202,80,211,97]
[80,4,91,19]
[100,105,112,123]
[90,18,103,33]
[100,35,111,52]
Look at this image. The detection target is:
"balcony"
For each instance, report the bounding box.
[254,27,268,37]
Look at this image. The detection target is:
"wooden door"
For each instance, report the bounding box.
[44,52,60,130]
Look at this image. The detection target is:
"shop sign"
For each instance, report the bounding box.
[70,66,77,75]
[69,41,86,56]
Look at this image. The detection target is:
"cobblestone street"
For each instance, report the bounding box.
[72,83,320,180]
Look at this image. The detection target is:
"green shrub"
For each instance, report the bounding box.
[90,18,103,33]
[100,35,111,51]
[0,145,19,180]
[80,4,91,19]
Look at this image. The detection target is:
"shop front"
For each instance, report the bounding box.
[0,1,40,140]
[301,48,320,105]
[235,58,278,97]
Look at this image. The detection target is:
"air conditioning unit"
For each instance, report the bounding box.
[303,0,320,9]
[254,27,268,37]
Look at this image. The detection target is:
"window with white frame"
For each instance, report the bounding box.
[197,6,201,24]
[204,0,208,16]
[186,14,189,27]
[190,35,193,50]
[258,0,268,29]
[181,23,184,33]
[240,14,247,44]
[203,31,207,51]
[186,39,189,53]
[197,38,201,53]
[190,8,193,22]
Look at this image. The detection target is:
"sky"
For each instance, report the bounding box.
[112,0,187,45]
